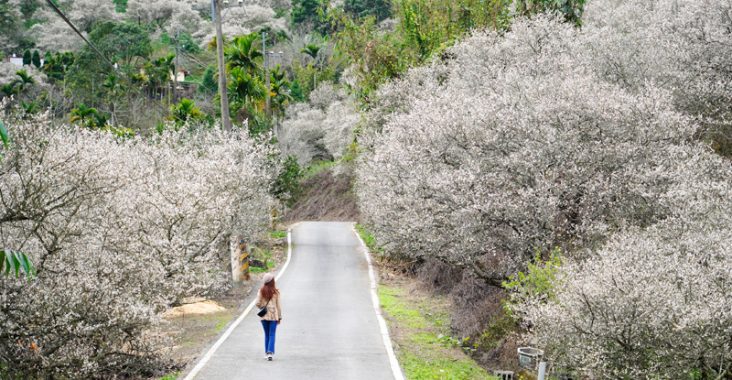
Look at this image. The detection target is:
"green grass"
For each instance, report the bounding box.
[401,352,495,380]
[379,286,428,329]
[270,230,287,239]
[378,285,497,380]
[214,317,229,333]
[159,372,180,380]
[248,247,274,274]
[355,224,384,254]
[302,160,338,180]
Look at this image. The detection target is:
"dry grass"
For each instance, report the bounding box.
[284,169,360,222]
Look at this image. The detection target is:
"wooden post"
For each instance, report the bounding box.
[238,240,250,281]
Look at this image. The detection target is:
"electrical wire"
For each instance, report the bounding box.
[43,0,119,73]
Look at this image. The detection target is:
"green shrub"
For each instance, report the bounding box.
[271,155,303,207]
[502,247,563,310]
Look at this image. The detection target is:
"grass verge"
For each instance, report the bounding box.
[378,283,498,380]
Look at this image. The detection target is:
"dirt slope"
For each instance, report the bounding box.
[284,169,360,222]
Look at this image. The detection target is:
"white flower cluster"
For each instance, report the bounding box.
[29,0,119,52]
[0,115,274,377]
[277,83,360,166]
[356,1,732,375]
[199,3,290,44]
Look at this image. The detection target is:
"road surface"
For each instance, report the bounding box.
[187,222,398,380]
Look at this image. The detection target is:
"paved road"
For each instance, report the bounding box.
[188,222,397,380]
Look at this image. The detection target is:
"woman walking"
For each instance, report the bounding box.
[256,273,282,361]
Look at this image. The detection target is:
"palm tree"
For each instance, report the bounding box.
[146,54,175,96]
[21,101,39,115]
[301,43,321,62]
[169,98,205,126]
[15,70,35,90]
[269,65,293,116]
[301,43,322,89]
[70,104,107,129]
[224,33,263,73]
[1,83,19,98]
[228,67,266,120]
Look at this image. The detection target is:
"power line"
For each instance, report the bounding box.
[43,0,119,73]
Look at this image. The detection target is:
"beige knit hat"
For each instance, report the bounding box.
[263,273,275,284]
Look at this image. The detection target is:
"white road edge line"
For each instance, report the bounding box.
[352,224,406,380]
[183,225,296,380]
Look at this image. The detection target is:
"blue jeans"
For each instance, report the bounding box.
[261,320,278,354]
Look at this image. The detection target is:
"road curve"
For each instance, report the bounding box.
[187,222,397,380]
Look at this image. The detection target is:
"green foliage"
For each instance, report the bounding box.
[249,247,275,273]
[1,249,35,279]
[0,119,8,148]
[270,65,293,116]
[20,101,40,115]
[302,159,337,179]
[289,80,305,102]
[1,70,35,100]
[22,50,31,66]
[271,155,303,207]
[0,1,22,49]
[199,66,218,94]
[378,285,497,379]
[475,307,517,352]
[247,111,273,136]
[141,54,175,91]
[66,21,152,107]
[88,21,152,64]
[228,66,267,121]
[69,104,109,129]
[15,70,34,88]
[301,43,322,61]
[269,230,287,239]
[291,0,329,31]
[31,50,41,68]
[0,83,17,97]
[162,32,202,54]
[290,60,337,99]
[168,98,206,127]
[42,52,75,82]
[222,33,272,124]
[225,33,262,73]
[336,0,584,100]
[344,0,392,21]
[503,247,563,303]
[113,0,128,13]
[515,0,585,26]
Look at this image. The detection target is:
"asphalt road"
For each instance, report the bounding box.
[187,222,397,380]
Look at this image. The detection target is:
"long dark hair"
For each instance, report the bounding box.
[260,279,279,301]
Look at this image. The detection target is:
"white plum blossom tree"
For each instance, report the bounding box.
[277,82,359,166]
[198,4,289,44]
[358,16,698,283]
[126,0,205,37]
[356,8,732,376]
[580,0,732,155]
[0,113,274,378]
[520,153,732,377]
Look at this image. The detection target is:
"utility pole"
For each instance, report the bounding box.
[213,0,232,131]
[262,31,271,116]
[173,32,179,102]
